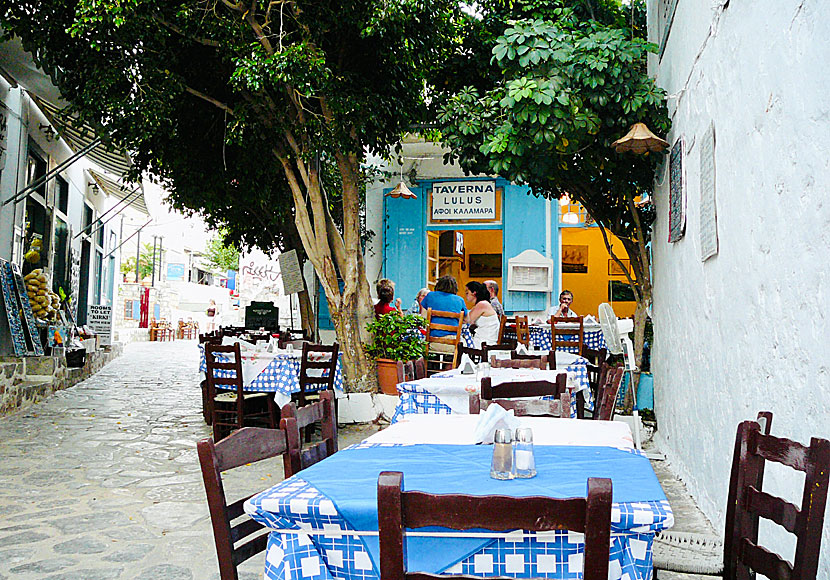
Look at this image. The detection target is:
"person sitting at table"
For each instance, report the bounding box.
[374,278,402,318]
[405,287,429,315]
[465,281,500,348]
[420,275,467,341]
[484,279,504,318]
[552,290,579,318]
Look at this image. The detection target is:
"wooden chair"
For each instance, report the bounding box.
[496,314,507,343]
[511,350,556,370]
[551,315,584,353]
[653,412,830,579]
[424,308,464,376]
[412,357,427,380]
[514,315,530,347]
[395,360,414,384]
[205,343,277,441]
[279,328,309,348]
[295,342,339,407]
[593,367,624,421]
[197,427,290,580]
[280,390,338,477]
[475,373,569,417]
[377,471,612,580]
[490,357,545,370]
[456,344,486,366]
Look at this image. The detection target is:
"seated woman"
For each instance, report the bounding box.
[374,278,402,318]
[464,281,499,348]
[420,275,467,342]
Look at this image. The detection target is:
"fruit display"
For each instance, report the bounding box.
[24,233,43,264]
[23,268,61,322]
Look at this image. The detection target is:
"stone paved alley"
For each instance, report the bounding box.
[0,342,707,580]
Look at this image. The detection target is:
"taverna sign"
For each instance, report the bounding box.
[432,181,496,220]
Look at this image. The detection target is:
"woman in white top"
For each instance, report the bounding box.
[465,281,500,348]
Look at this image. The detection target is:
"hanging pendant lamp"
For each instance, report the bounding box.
[386,181,417,199]
[612,122,669,154]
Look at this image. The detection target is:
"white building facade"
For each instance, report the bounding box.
[648,0,830,573]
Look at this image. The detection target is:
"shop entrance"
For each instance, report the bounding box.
[427,229,503,297]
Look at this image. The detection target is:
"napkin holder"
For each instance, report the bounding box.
[458,353,476,375]
[583,315,598,325]
[514,343,529,355]
[474,404,522,444]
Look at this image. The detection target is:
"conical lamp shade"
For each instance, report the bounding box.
[612,122,669,154]
[386,182,417,199]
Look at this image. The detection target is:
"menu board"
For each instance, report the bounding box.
[668,137,685,243]
[278,249,304,295]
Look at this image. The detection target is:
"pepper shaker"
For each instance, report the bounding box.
[490,428,514,480]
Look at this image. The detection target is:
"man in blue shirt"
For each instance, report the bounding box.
[420,275,467,338]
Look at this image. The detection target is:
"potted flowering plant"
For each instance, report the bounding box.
[365,313,427,394]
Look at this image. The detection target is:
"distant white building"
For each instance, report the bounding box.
[648,0,830,573]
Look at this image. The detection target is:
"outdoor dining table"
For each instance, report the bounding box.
[244,417,673,580]
[391,352,592,424]
[502,322,607,352]
[198,344,344,407]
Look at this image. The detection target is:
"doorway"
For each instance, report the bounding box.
[77,240,91,324]
[427,229,503,300]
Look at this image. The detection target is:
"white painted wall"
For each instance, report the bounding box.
[648,0,830,573]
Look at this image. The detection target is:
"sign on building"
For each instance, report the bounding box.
[166,263,185,281]
[278,250,304,295]
[432,181,496,220]
[87,304,113,346]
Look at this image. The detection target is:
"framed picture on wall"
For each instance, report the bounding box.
[562,245,588,273]
[608,259,630,276]
[608,280,636,302]
[668,137,686,243]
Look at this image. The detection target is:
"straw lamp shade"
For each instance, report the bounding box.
[386,181,417,199]
[612,122,669,154]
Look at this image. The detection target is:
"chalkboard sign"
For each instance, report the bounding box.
[668,137,685,243]
[245,301,279,331]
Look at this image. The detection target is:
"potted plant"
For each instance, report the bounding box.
[365,313,427,395]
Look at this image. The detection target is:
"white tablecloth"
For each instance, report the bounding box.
[365,415,634,448]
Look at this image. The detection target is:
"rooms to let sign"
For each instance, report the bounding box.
[431,181,496,220]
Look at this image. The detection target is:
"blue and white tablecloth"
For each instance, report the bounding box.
[199,346,344,406]
[245,442,673,580]
[392,360,592,424]
[502,326,606,353]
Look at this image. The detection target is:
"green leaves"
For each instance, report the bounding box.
[364,314,427,361]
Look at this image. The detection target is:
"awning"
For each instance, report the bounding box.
[88,169,149,216]
[34,97,133,178]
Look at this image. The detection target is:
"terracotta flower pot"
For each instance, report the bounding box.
[376,358,401,395]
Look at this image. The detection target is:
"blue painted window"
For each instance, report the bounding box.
[383,188,426,307]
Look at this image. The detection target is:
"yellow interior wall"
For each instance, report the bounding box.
[561,227,636,318]
[436,229,504,301]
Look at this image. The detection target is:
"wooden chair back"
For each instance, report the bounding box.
[280,390,338,477]
[480,373,567,402]
[197,427,290,580]
[469,390,571,418]
[490,357,545,370]
[297,342,339,407]
[425,308,465,375]
[514,315,530,347]
[205,343,245,433]
[723,418,830,580]
[412,357,427,380]
[594,367,625,421]
[510,350,556,370]
[377,471,612,580]
[551,315,584,352]
[456,344,486,366]
[280,328,309,348]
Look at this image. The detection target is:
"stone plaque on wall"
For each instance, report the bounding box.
[699,124,718,261]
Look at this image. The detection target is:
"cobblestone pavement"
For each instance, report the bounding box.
[0,341,378,580]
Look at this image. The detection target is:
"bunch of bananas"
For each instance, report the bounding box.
[24,269,61,322]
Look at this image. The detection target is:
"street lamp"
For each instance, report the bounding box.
[611,122,668,154]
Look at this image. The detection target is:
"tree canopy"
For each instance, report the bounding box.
[2,0,462,389]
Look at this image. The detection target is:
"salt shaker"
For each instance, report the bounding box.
[513,427,536,478]
[490,428,514,480]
